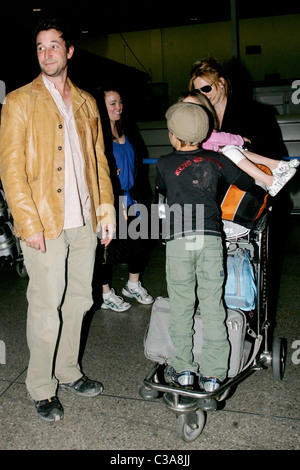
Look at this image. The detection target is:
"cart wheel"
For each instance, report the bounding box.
[176,409,205,443]
[15,260,27,278]
[272,337,287,381]
[139,385,159,400]
[218,386,231,402]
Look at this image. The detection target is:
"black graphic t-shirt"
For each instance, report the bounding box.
[156,148,255,241]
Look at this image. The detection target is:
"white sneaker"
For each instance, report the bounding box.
[122,281,154,305]
[199,375,221,392]
[290,159,300,168]
[272,159,300,175]
[101,289,131,312]
[267,168,296,197]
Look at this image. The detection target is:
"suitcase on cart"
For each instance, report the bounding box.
[144,297,249,378]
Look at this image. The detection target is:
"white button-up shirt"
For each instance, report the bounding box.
[42,74,90,229]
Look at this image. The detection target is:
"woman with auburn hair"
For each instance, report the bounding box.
[179,90,299,197]
[188,59,299,196]
[189,57,232,128]
[189,57,290,156]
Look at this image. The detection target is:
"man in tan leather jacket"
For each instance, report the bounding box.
[0,18,116,422]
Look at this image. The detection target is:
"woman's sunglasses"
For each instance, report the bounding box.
[196,80,217,93]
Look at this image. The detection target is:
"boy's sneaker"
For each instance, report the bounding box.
[101,288,131,312]
[33,396,64,423]
[164,365,194,389]
[122,281,154,305]
[199,375,221,392]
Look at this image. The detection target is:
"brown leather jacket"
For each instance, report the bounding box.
[0,74,115,240]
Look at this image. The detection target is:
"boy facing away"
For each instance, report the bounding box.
[156,102,256,391]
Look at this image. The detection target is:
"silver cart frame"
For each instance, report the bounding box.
[139,215,287,442]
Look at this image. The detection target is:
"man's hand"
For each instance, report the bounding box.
[25,231,46,253]
[100,223,116,246]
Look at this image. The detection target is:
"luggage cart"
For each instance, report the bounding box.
[139,214,287,442]
[0,181,27,278]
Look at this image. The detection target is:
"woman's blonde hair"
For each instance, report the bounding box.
[189,57,232,97]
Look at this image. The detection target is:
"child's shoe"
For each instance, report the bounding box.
[199,375,221,392]
[267,168,296,197]
[272,159,300,175]
[290,159,300,168]
[164,365,194,389]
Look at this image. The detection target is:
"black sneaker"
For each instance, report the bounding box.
[164,365,194,389]
[34,396,64,423]
[59,375,103,397]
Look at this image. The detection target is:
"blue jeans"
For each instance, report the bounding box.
[166,235,229,380]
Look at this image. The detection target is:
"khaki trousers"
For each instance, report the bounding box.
[22,223,97,400]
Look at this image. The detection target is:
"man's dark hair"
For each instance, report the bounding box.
[33,17,74,50]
